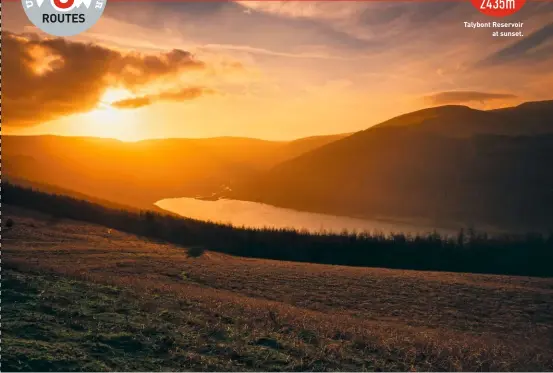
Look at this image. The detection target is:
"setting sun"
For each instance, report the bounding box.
[82,88,143,141]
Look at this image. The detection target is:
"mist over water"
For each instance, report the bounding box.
[155,198,456,236]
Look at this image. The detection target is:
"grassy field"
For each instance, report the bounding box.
[3,205,553,371]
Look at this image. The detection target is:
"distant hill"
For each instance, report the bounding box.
[373,100,553,137]
[3,133,348,208]
[277,133,353,161]
[230,101,553,231]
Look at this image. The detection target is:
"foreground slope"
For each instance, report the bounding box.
[231,101,553,230]
[3,205,553,371]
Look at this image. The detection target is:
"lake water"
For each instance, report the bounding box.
[155,198,457,236]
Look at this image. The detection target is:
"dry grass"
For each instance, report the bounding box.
[4,205,553,371]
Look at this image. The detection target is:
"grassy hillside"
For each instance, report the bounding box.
[230,101,553,231]
[4,182,553,277]
[3,133,348,208]
[3,205,553,371]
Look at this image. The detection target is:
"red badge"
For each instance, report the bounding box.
[471,0,526,17]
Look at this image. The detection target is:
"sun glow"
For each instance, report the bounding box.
[82,88,143,142]
[100,88,133,105]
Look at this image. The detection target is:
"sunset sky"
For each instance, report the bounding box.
[3,1,553,141]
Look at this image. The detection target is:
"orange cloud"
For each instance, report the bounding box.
[112,87,216,109]
[2,31,206,127]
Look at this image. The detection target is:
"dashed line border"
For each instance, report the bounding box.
[0,0,3,369]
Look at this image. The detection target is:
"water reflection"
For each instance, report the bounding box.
[156,198,456,236]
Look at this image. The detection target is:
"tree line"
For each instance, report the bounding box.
[3,182,553,277]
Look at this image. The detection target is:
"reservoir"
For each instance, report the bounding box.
[155,197,458,236]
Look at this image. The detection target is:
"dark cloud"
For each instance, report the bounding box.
[111,97,153,109]
[425,91,518,105]
[115,49,204,88]
[2,31,205,127]
[478,22,553,66]
[112,87,215,109]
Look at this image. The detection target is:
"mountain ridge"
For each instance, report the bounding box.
[229,100,553,230]
[3,132,350,208]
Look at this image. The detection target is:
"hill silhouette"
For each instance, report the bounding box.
[230,101,553,231]
[373,100,553,137]
[6,101,553,229]
[3,134,347,208]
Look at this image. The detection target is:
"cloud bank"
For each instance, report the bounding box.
[2,31,207,127]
